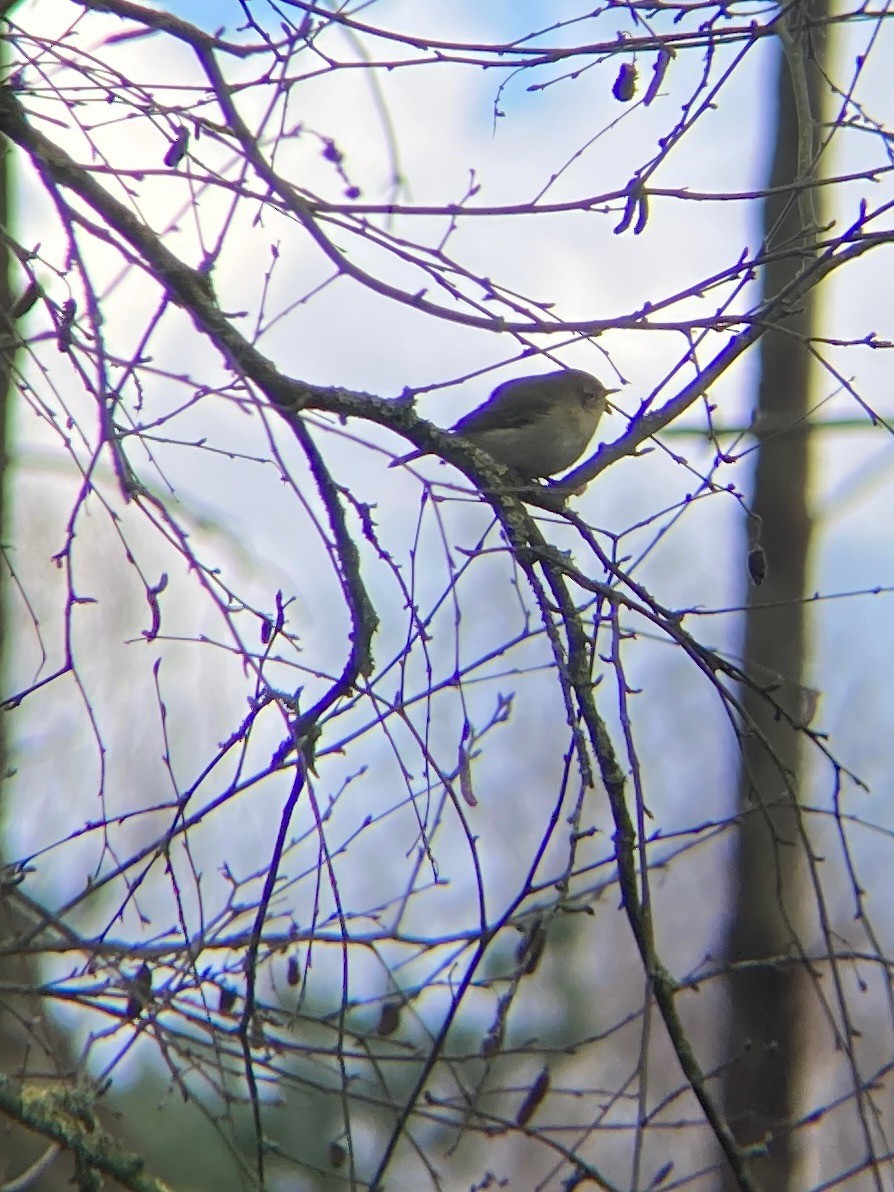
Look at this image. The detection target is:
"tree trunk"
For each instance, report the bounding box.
[721,3,829,1188]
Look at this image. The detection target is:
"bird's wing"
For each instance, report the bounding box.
[451,379,555,434]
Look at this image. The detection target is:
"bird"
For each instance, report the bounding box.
[391,369,612,480]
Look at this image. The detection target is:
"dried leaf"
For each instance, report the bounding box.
[644,47,674,105]
[516,1068,550,1127]
[613,62,638,102]
[748,546,767,586]
[164,127,189,168]
[377,1000,401,1037]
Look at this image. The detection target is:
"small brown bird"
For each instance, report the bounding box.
[391,369,612,480]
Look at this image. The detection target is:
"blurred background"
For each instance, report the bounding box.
[2,1,893,1189]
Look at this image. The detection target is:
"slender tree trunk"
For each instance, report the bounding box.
[721,3,830,1188]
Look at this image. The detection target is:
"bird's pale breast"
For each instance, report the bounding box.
[466,405,594,478]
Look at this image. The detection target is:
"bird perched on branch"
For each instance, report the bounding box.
[391,369,613,480]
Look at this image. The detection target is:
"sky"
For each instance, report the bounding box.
[5,1,894,1186]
